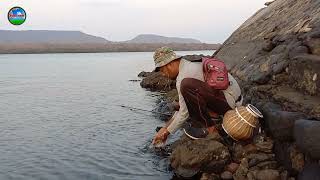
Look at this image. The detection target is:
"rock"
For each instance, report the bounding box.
[137,71,153,77]
[200,173,220,180]
[254,169,281,180]
[294,119,320,159]
[265,1,275,6]
[221,171,233,179]
[233,158,249,180]
[298,163,320,180]
[140,71,176,91]
[289,55,320,96]
[170,133,230,178]
[263,107,306,141]
[274,141,305,175]
[280,170,289,180]
[214,0,320,119]
[226,163,240,174]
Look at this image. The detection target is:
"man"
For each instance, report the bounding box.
[152,47,242,145]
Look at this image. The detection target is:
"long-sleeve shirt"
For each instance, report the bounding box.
[167,59,242,133]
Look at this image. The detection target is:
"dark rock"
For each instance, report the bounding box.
[289,55,320,96]
[128,79,141,82]
[280,170,289,180]
[298,163,320,180]
[274,141,305,175]
[264,1,274,6]
[140,71,176,91]
[221,171,233,179]
[170,133,230,178]
[263,107,306,141]
[294,119,320,159]
[137,71,153,77]
[288,46,309,59]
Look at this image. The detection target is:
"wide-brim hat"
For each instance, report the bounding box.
[153,46,181,70]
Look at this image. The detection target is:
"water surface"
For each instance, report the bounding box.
[0,51,213,180]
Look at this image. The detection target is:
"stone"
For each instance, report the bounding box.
[170,133,230,178]
[221,171,233,179]
[254,169,280,180]
[274,141,305,175]
[233,158,249,180]
[294,119,320,159]
[263,108,306,141]
[140,71,176,91]
[137,71,153,77]
[200,173,220,180]
[226,163,240,174]
[298,163,320,180]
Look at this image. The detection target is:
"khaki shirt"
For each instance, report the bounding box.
[167,59,242,133]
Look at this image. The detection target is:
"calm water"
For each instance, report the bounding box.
[0,51,213,180]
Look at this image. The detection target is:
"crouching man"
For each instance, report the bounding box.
[152,47,242,145]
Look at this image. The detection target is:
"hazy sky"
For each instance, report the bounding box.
[0,0,267,43]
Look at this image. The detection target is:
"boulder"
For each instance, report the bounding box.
[140,71,176,91]
[170,133,230,178]
[273,141,305,175]
[263,107,306,141]
[298,163,320,180]
[137,71,153,77]
[294,119,320,159]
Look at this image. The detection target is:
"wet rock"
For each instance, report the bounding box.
[298,163,320,180]
[140,71,176,91]
[137,71,153,77]
[170,133,230,178]
[263,108,306,141]
[221,171,233,179]
[294,119,320,159]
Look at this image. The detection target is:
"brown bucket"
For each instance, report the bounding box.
[222,104,263,141]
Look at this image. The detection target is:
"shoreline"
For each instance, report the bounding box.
[0,43,220,55]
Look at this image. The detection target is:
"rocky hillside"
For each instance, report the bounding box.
[214,0,320,119]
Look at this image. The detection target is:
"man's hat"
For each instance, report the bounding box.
[153,47,181,70]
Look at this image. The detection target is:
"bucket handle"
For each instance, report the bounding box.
[246,104,263,118]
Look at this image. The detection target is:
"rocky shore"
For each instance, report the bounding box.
[139,0,320,179]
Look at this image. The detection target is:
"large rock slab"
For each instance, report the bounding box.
[294,119,320,159]
[170,133,230,178]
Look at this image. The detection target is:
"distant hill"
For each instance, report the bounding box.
[0,30,110,44]
[0,30,221,54]
[125,34,202,44]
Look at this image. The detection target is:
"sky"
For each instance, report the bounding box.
[0,0,267,43]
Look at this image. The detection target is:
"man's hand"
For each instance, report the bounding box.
[152,127,170,145]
